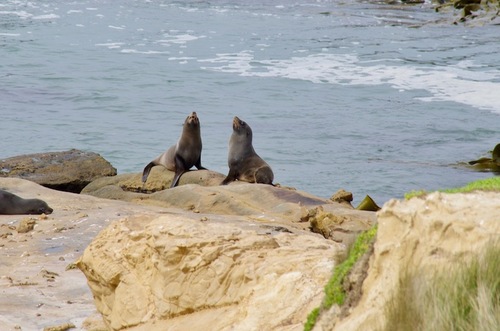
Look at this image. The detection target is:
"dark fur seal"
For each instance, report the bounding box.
[142,112,206,188]
[0,189,53,215]
[221,116,274,185]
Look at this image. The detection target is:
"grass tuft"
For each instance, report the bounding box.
[405,176,500,199]
[304,226,378,331]
[383,241,500,331]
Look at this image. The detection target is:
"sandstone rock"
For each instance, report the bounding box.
[77,213,344,331]
[82,172,376,229]
[314,191,500,331]
[0,149,117,193]
[0,178,170,330]
[307,205,374,248]
[82,167,226,194]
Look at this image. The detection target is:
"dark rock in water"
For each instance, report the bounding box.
[466,143,500,173]
[0,149,117,193]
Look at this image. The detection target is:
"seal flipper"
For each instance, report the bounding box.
[221,168,238,185]
[142,161,156,184]
[195,157,207,170]
[170,154,187,188]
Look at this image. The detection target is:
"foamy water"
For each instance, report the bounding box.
[1,0,499,205]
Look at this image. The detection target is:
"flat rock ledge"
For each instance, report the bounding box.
[0,149,117,193]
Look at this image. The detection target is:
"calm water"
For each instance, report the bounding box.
[1,0,499,205]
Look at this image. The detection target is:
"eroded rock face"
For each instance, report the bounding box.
[77,213,344,331]
[0,149,117,193]
[314,191,500,331]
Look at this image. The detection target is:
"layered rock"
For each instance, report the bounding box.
[77,213,344,331]
[314,191,500,331]
[0,149,116,193]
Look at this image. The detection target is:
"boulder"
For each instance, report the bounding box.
[0,149,116,193]
[83,166,226,194]
[76,212,344,331]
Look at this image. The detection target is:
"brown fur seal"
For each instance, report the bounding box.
[0,189,53,215]
[221,116,274,185]
[142,112,206,188]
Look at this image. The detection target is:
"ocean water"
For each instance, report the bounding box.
[1,0,499,205]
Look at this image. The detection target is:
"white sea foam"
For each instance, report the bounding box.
[0,10,32,19]
[33,14,59,20]
[200,52,500,113]
[95,42,125,49]
[120,49,169,55]
[155,34,205,45]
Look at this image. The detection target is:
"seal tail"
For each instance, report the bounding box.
[142,162,156,184]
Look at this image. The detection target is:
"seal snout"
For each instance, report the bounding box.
[187,112,199,125]
[232,116,242,130]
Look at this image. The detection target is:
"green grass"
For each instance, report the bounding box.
[304,225,378,331]
[405,176,500,199]
[383,241,500,331]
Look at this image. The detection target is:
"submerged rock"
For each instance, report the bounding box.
[0,149,117,193]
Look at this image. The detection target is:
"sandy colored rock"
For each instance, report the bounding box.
[0,178,171,330]
[314,191,500,331]
[83,167,225,194]
[16,217,37,233]
[82,172,376,233]
[307,205,373,247]
[0,149,117,193]
[77,213,343,331]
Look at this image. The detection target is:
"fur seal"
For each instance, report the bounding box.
[142,112,206,188]
[221,116,274,185]
[0,189,53,215]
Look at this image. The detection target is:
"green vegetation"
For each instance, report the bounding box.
[405,176,500,200]
[304,226,378,331]
[384,241,500,331]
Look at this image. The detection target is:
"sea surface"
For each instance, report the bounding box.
[1,0,499,205]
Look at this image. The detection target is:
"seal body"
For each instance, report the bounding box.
[221,116,274,185]
[142,112,206,188]
[0,189,53,215]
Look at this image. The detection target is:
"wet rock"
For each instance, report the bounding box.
[466,143,500,173]
[0,149,117,193]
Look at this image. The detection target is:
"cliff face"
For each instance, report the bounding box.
[314,191,500,331]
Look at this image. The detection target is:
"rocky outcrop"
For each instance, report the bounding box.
[0,177,375,330]
[82,172,376,242]
[0,149,116,193]
[82,167,227,194]
[76,213,344,331]
[313,191,500,331]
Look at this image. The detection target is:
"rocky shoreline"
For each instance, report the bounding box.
[1,150,498,331]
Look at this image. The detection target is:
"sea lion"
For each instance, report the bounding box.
[0,189,53,215]
[221,116,274,185]
[142,112,206,188]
